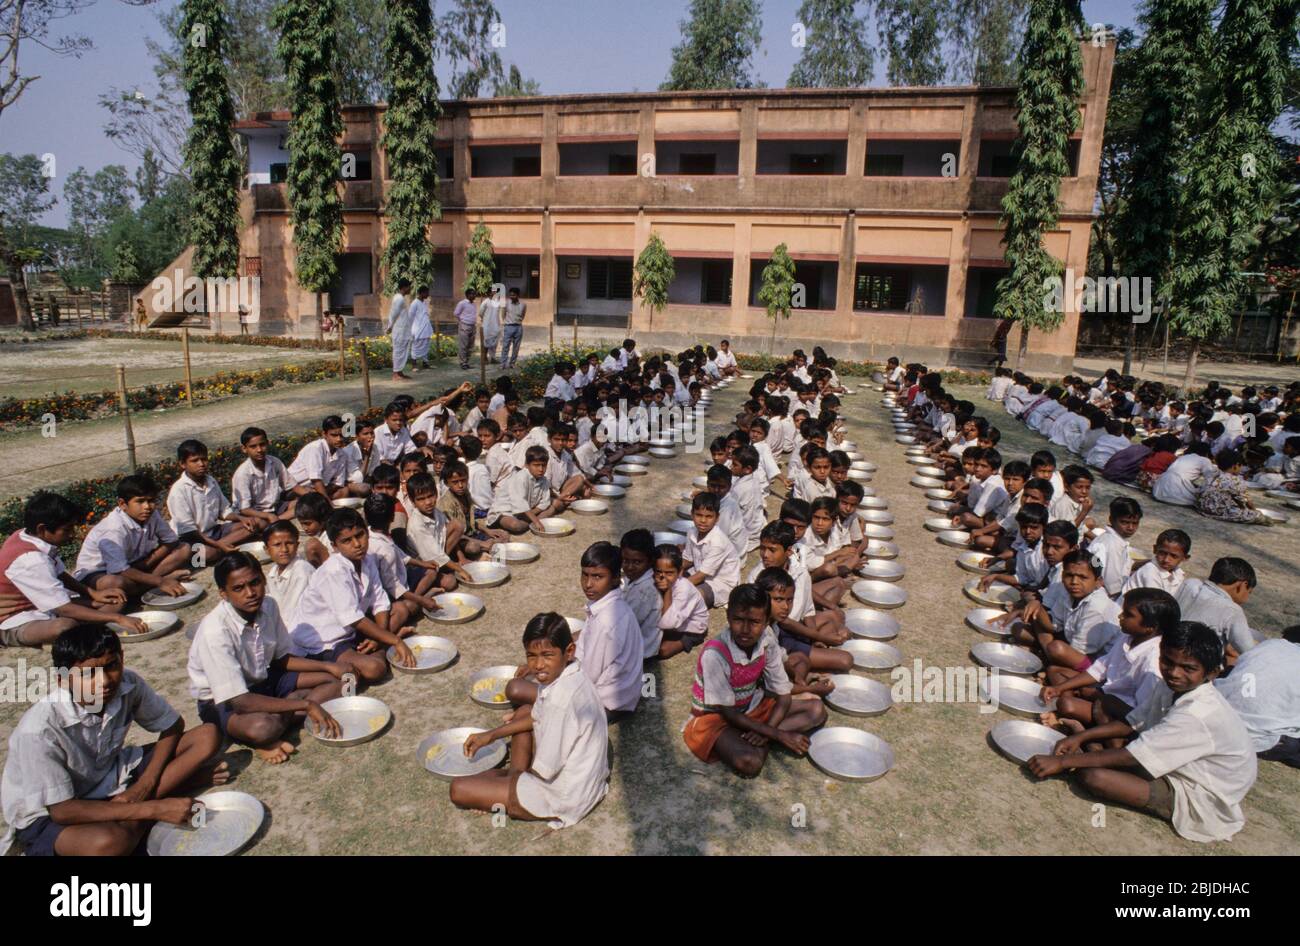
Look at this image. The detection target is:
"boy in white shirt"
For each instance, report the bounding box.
[167,439,258,563]
[716,339,739,375]
[73,473,192,602]
[372,401,416,464]
[570,542,642,718]
[231,426,299,528]
[401,473,472,591]
[543,361,577,404]
[728,446,767,553]
[288,416,360,499]
[263,520,315,618]
[682,492,741,609]
[486,446,563,535]
[1175,557,1258,658]
[705,465,749,557]
[459,435,495,517]
[1123,528,1190,598]
[618,530,661,659]
[1048,465,1096,529]
[1152,444,1215,506]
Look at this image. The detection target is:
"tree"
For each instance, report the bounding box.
[758,243,798,354]
[661,0,763,91]
[0,0,94,124]
[334,0,387,104]
[275,0,345,338]
[992,0,1084,367]
[633,233,674,330]
[111,241,141,283]
[877,0,946,85]
[440,0,506,98]
[946,0,1027,85]
[494,64,541,97]
[0,152,57,329]
[380,0,442,294]
[463,220,496,297]
[182,0,242,291]
[1167,0,1297,388]
[788,0,873,88]
[63,164,134,285]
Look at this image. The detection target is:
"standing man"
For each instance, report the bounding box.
[388,278,414,381]
[409,286,433,369]
[501,287,527,368]
[480,287,503,364]
[454,289,479,371]
[991,317,1013,369]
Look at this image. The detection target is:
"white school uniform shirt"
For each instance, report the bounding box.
[1125,681,1257,843]
[545,445,576,492]
[466,459,494,510]
[1085,433,1130,468]
[409,406,448,445]
[484,442,513,486]
[574,588,642,713]
[544,374,576,401]
[1012,535,1047,587]
[573,440,605,479]
[1088,525,1132,597]
[601,354,620,373]
[753,440,781,487]
[1216,639,1300,753]
[1062,587,1121,655]
[792,470,835,503]
[747,558,814,621]
[1175,580,1256,654]
[372,424,415,464]
[1087,633,1162,709]
[0,531,70,629]
[487,468,550,520]
[339,440,380,484]
[621,570,661,659]
[367,529,411,599]
[461,405,488,433]
[187,597,295,703]
[716,492,747,557]
[1048,492,1083,525]
[684,525,740,602]
[716,348,737,370]
[972,473,1011,520]
[987,376,1012,401]
[514,662,610,828]
[796,529,832,571]
[73,508,178,580]
[509,426,550,470]
[265,557,315,619]
[231,456,293,513]
[1122,560,1185,598]
[403,505,451,567]
[0,670,179,853]
[166,473,234,536]
[1152,454,1214,506]
[777,416,798,454]
[996,493,1024,533]
[659,576,710,638]
[289,552,391,654]
[289,438,348,488]
[731,472,766,549]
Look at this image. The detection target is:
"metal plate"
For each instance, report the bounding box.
[971,641,1042,676]
[108,610,181,643]
[910,476,945,489]
[925,488,955,500]
[675,502,694,518]
[310,695,391,747]
[460,560,511,587]
[648,437,675,448]
[147,790,264,857]
[531,516,576,537]
[924,516,956,532]
[839,440,857,451]
[857,560,905,582]
[692,476,709,488]
[847,470,873,481]
[494,541,540,563]
[850,460,878,473]
[928,500,958,514]
[851,580,907,609]
[649,447,676,458]
[956,551,1004,575]
[862,524,894,540]
[895,435,917,444]
[990,719,1064,765]
[963,579,1020,608]
[1258,507,1290,524]
[592,484,626,499]
[916,465,946,478]
[388,635,458,673]
[826,675,894,717]
[858,509,894,525]
[610,475,632,486]
[419,727,507,781]
[667,518,694,534]
[863,540,900,560]
[570,498,610,516]
[906,456,934,466]
[839,638,903,672]
[855,486,879,500]
[859,496,889,510]
[141,581,205,611]
[937,530,973,549]
[844,450,865,461]
[622,454,649,465]
[1129,547,1152,565]
[331,497,365,509]
[653,531,686,547]
[965,607,1014,638]
[808,728,894,782]
[426,592,485,624]
[979,675,1056,718]
[844,609,900,640]
[904,446,927,456]
[237,541,271,564]
[614,464,648,476]
[1265,489,1299,501]
[470,665,519,708]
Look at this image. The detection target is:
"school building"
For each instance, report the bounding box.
[145,40,1114,373]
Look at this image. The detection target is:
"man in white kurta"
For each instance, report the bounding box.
[387,279,413,380]
[408,286,433,366]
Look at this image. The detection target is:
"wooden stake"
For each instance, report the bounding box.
[181,327,194,407]
[360,340,372,409]
[116,364,136,471]
[338,326,346,379]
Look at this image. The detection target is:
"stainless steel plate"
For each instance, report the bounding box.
[592,484,626,499]
[851,580,907,609]
[419,727,507,781]
[847,469,873,481]
[649,447,676,458]
[956,551,1004,574]
[1128,547,1152,565]
[971,641,1042,676]
[863,540,900,560]
[237,541,271,564]
[895,435,917,444]
[925,488,955,500]
[310,695,391,747]
[147,790,264,856]
[910,476,945,488]
[1258,507,1290,524]
[108,610,181,643]
[622,454,649,465]
[839,441,857,451]
[924,516,956,532]
[461,560,511,587]
[916,465,946,478]
[808,728,894,782]
[855,486,879,500]
[653,531,686,546]
[826,675,894,717]
[963,579,1019,608]
[570,498,609,516]
[426,592,485,624]
[844,608,900,640]
[857,560,905,582]
[614,464,648,476]
[692,476,709,488]
[859,496,889,510]
[990,719,1064,765]
[667,518,694,534]
[979,675,1056,718]
[904,446,927,456]
[844,450,865,461]
[906,456,934,466]
[839,638,903,672]
[331,497,365,509]
[675,502,693,518]
[648,437,675,448]
[850,460,878,473]
[388,635,458,673]
[531,516,576,537]
[928,500,958,514]
[495,541,540,563]
[937,530,973,549]
[965,607,1014,638]
[858,509,894,525]
[141,581,205,611]
[862,524,894,540]
[610,475,632,486]
[1265,489,1299,501]
[470,664,519,708]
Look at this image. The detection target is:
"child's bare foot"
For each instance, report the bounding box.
[804,675,835,697]
[255,742,297,764]
[166,569,192,581]
[398,625,416,639]
[181,760,232,793]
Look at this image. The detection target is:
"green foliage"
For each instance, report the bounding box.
[661,0,764,91]
[102,175,193,284]
[440,0,507,98]
[494,64,541,97]
[380,0,443,293]
[274,0,344,294]
[946,1,1028,85]
[1087,26,1142,280]
[633,234,674,315]
[463,221,496,297]
[0,153,58,258]
[110,242,141,284]
[993,0,1084,337]
[877,0,947,85]
[788,0,874,88]
[181,0,243,279]
[758,244,798,320]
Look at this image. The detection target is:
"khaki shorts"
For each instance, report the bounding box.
[1143,775,1176,821]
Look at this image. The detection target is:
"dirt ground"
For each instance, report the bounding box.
[1,372,1297,856]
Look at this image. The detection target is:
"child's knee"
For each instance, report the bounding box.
[448,779,471,808]
[733,750,765,779]
[504,678,531,704]
[830,649,854,672]
[240,713,287,746]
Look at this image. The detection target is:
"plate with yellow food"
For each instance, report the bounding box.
[387,635,458,674]
[310,695,391,747]
[469,665,520,708]
[418,727,507,780]
[426,592,485,624]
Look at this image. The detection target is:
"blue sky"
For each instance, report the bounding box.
[4,0,1141,225]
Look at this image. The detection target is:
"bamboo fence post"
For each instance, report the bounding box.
[116,365,136,470]
[181,327,194,407]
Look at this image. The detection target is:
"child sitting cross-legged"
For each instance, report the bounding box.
[363,494,443,632]
[403,472,473,591]
[754,566,835,698]
[682,491,741,610]
[651,543,710,660]
[682,583,826,778]
[166,439,260,565]
[262,520,315,618]
[485,445,564,535]
[1011,548,1120,673]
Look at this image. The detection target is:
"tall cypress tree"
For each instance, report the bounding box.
[877,0,946,86]
[788,0,874,88]
[661,0,764,91]
[381,0,441,293]
[181,0,242,283]
[1168,0,1297,388]
[274,0,344,337]
[992,0,1084,366]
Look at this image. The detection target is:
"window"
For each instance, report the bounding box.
[789,152,834,175]
[991,154,1016,177]
[679,152,718,175]
[512,155,541,176]
[608,153,637,175]
[865,153,904,177]
[270,163,288,184]
[435,148,454,179]
[341,150,372,181]
[586,259,633,300]
[702,260,732,305]
[854,270,911,311]
[243,257,262,277]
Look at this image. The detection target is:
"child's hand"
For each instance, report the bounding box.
[777,731,811,755]
[463,731,495,757]
[978,575,996,591]
[158,577,188,597]
[1026,754,1064,778]
[151,796,197,825]
[827,626,850,645]
[90,587,126,607]
[306,702,342,739]
[1040,685,1059,703]
[391,640,417,668]
[119,615,151,636]
[1055,734,1085,756]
